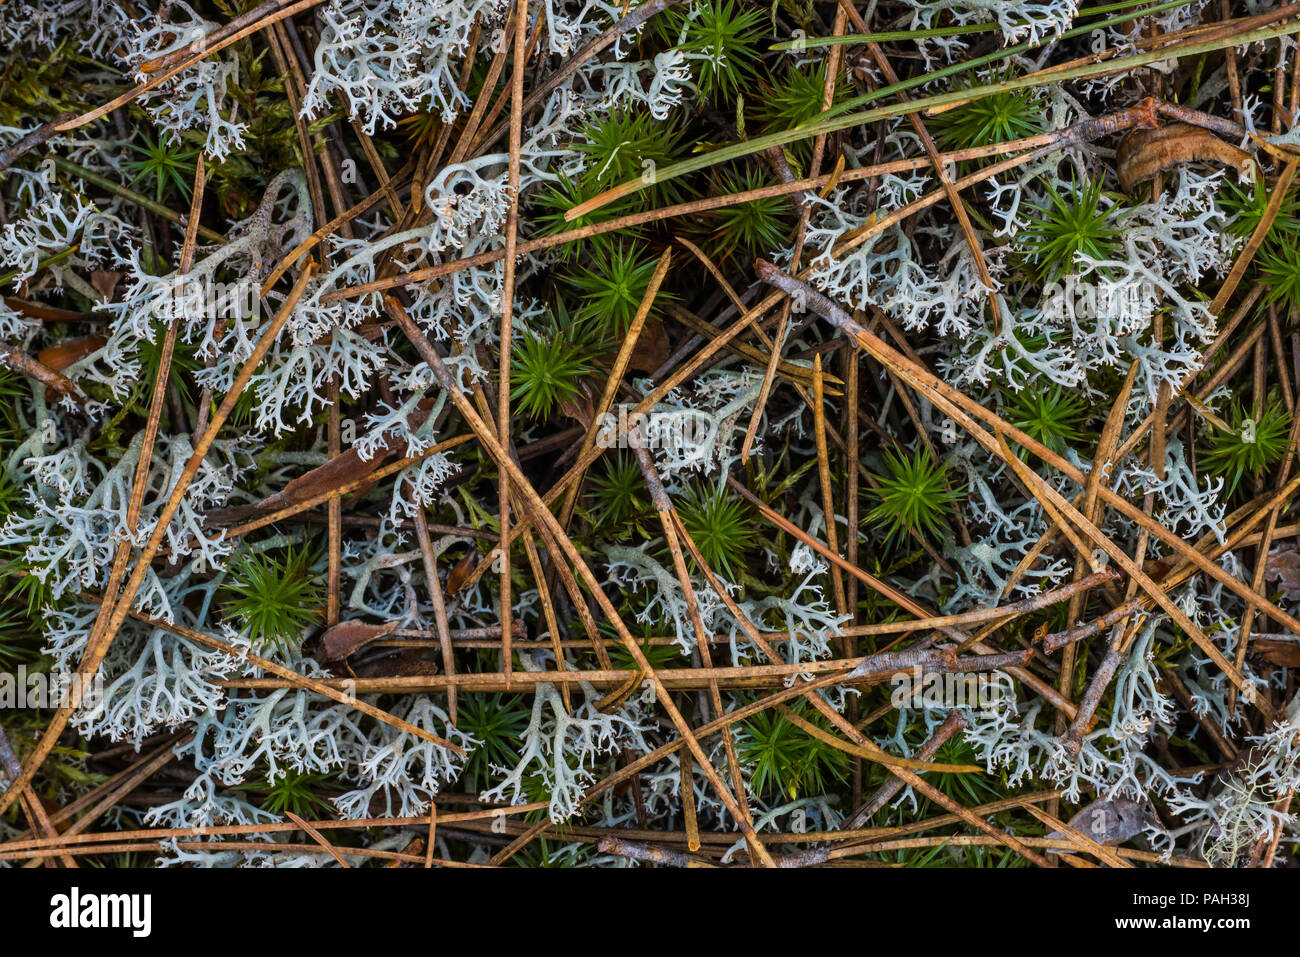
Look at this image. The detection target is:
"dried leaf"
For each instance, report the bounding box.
[3,296,89,323]
[1142,556,1177,582]
[29,334,104,403]
[318,619,398,662]
[39,796,74,834]
[1253,635,1300,668]
[1117,123,1256,194]
[557,380,596,431]
[37,334,106,373]
[352,646,439,679]
[246,397,436,516]
[311,322,386,346]
[253,447,389,516]
[385,836,425,867]
[1055,797,1160,846]
[626,314,671,374]
[1264,546,1300,601]
[444,551,478,595]
[90,270,122,302]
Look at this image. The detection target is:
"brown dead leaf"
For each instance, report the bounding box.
[318,619,399,662]
[33,334,104,403]
[1117,123,1256,195]
[247,397,436,516]
[444,551,478,595]
[626,314,671,374]
[1253,636,1300,668]
[39,796,75,834]
[1142,556,1177,583]
[1264,546,1300,601]
[1056,797,1161,847]
[385,835,425,867]
[352,646,439,679]
[557,379,596,431]
[254,447,389,516]
[91,270,122,302]
[3,297,90,323]
[37,334,106,373]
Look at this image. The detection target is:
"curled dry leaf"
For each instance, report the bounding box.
[1116,123,1256,194]
[318,619,399,662]
[444,550,478,596]
[557,379,596,431]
